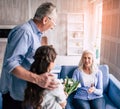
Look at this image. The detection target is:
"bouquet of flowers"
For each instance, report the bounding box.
[63,77,80,96]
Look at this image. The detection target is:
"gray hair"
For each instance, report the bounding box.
[34,2,56,21]
[78,50,98,74]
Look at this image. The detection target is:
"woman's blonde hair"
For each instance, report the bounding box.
[78,50,98,74]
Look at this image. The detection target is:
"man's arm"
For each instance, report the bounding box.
[12,66,58,89]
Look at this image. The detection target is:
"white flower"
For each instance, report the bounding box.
[64,77,80,95]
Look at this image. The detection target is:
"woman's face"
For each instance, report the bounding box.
[83,53,93,68]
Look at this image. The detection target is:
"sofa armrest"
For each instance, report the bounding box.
[108,74,120,109]
[0,93,2,109]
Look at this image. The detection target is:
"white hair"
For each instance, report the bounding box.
[78,50,98,74]
[34,2,56,21]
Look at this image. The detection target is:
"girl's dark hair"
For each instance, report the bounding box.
[23,45,57,109]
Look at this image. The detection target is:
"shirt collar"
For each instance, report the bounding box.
[28,19,42,36]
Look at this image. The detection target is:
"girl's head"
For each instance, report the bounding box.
[31,45,57,74]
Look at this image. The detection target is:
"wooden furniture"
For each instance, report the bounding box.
[67,13,84,55]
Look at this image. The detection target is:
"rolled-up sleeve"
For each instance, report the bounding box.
[4,28,32,74]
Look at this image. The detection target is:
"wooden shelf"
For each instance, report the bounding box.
[67,13,84,55]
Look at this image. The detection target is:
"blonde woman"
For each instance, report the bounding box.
[72,50,105,109]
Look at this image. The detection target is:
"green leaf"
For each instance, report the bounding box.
[64,77,80,95]
[67,82,79,95]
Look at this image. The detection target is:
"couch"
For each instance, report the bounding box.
[0,65,120,109]
[0,92,2,109]
[59,64,120,109]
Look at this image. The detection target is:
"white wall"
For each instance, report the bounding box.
[55,55,80,66]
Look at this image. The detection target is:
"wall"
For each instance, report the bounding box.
[55,55,80,66]
[101,0,120,80]
[0,0,90,68]
[0,39,7,74]
[0,0,89,54]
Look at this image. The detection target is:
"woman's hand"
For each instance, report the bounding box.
[36,72,59,90]
[88,86,95,93]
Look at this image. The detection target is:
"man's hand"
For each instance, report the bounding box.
[36,72,59,90]
[12,66,58,90]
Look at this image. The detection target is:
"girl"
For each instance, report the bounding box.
[23,45,67,109]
